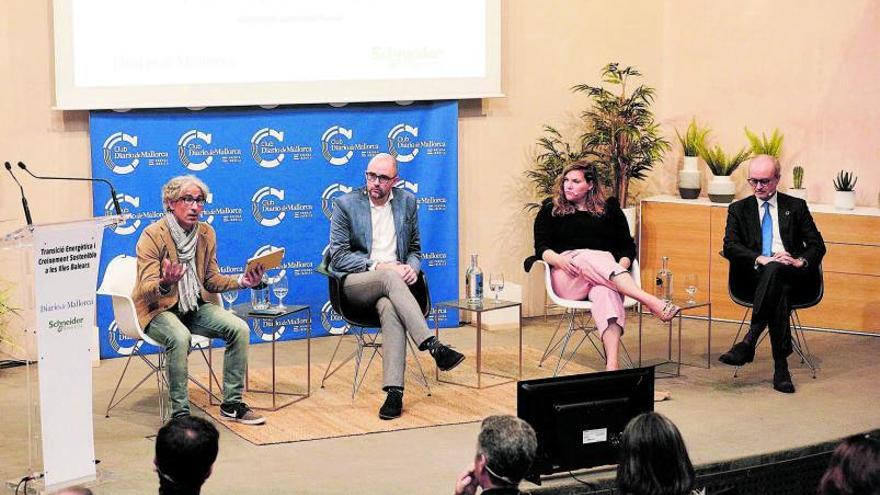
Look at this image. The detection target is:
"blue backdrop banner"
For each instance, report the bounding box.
[90,101,459,359]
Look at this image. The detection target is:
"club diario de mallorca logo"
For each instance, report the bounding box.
[102,132,170,174]
[177,129,242,171]
[320,300,349,335]
[250,127,313,168]
[103,193,163,236]
[108,319,142,356]
[320,183,353,220]
[251,187,314,227]
[321,125,380,166]
[387,123,448,163]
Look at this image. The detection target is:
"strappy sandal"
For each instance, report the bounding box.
[659,301,680,322]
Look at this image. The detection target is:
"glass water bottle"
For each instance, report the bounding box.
[655,256,673,302]
[465,254,484,305]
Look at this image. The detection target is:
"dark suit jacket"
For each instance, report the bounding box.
[722,192,826,268]
[328,187,421,278]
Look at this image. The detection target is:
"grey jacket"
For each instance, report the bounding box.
[328,187,421,278]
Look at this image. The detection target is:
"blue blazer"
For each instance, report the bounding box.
[328,187,421,278]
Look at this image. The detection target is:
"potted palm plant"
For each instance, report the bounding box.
[675,118,710,199]
[525,125,590,211]
[698,144,752,203]
[833,170,857,210]
[788,165,807,200]
[744,127,784,158]
[573,63,670,233]
[0,280,20,354]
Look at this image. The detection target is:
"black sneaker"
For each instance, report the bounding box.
[220,402,266,425]
[430,342,466,371]
[378,390,403,420]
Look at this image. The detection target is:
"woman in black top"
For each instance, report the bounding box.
[533,161,678,370]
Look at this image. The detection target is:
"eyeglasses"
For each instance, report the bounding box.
[747,178,776,187]
[176,195,206,206]
[365,172,397,185]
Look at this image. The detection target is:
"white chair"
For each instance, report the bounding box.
[535,259,640,376]
[98,254,223,421]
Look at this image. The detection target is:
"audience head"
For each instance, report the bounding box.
[161,175,210,230]
[818,433,880,495]
[475,415,538,488]
[365,153,399,205]
[617,412,695,495]
[155,415,219,494]
[747,154,781,202]
[552,160,606,216]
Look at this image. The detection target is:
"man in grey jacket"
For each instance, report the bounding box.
[329,152,464,419]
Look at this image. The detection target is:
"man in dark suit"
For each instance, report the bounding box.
[719,155,826,393]
[328,153,465,419]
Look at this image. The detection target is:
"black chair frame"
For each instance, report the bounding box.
[317,255,432,399]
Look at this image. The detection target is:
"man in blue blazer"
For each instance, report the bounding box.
[720,155,826,393]
[329,153,465,419]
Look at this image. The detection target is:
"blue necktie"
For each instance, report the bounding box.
[761,201,773,257]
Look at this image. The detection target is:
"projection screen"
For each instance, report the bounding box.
[53,0,501,110]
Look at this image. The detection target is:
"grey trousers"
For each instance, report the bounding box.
[342,270,433,389]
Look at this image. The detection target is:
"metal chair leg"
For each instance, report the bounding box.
[405,337,432,396]
[321,332,358,388]
[732,308,752,378]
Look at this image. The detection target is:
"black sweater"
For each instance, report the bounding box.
[532,197,636,267]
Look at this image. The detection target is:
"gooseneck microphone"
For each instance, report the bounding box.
[5,161,33,226]
[17,161,122,216]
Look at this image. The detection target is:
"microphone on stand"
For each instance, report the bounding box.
[4,161,33,226]
[17,161,122,216]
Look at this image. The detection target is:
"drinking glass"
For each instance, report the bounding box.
[222,289,238,312]
[272,272,289,309]
[684,274,698,304]
[489,273,504,301]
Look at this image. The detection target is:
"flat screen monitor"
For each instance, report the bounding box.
[517,367,654,482]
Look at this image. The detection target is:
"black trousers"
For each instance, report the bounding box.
[738,262,819,360]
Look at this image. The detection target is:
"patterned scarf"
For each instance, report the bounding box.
[164,213,201,314]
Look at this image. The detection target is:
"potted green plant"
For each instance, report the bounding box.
[525,125,590,211]
[0,280,20,351]
[675,118,711,199]
[744,127,784,158]
[573,63,670,233]
[788,164,807,200]
[698,144,752,203]
[833,170,858,210]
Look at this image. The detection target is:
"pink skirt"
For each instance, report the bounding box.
[550,249,627,337]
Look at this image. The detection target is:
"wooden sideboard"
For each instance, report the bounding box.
[639,195,880,334]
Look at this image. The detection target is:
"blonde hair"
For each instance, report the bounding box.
[551,161,606,217]
[161,175,210,211]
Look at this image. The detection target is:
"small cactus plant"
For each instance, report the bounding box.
[792,165,804,189]
[833,170,858,192]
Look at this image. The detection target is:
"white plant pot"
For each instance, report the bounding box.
[834,190,856,210]
[708,175,736,203]
[622,207,637,238]
[678,169,701,199]
[682,156,699,172]
[786,188,807,201]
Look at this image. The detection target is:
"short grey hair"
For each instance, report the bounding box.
[476,415,537,486]
[161,175,210,210]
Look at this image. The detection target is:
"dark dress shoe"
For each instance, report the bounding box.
[719,342,756,366]
[773,368,795,393]
[430,343,466,371]
[379,390,403,420]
